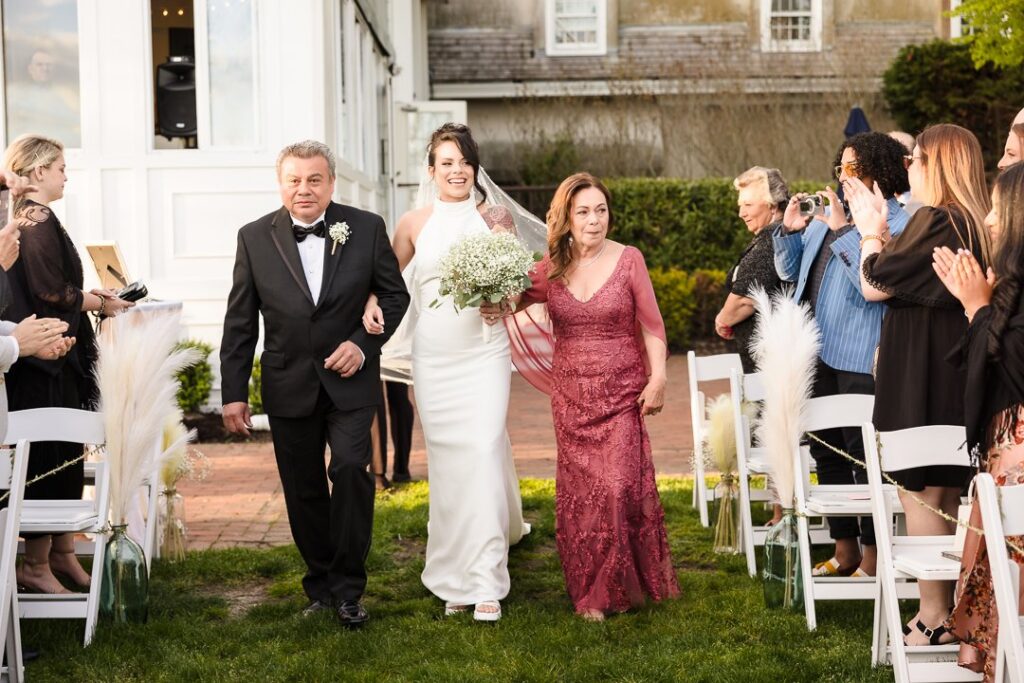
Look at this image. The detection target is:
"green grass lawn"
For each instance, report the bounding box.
[23,478,894,682]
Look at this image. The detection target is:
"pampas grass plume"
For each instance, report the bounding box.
[706,395,737,474]
[96,313,201,526]
[749,286,820,509]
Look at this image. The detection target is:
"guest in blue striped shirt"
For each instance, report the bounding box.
[773,132,912,578]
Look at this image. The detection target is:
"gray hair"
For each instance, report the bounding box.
[733,166,789,209]
[276,140,336,178]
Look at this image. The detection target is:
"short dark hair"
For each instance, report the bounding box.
[833,132,910,199]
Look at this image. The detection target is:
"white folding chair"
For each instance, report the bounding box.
[6,408,109,647]
[792,393,876,631]
[976,473,1024,683]
[688,351,741,527]
[0,441,30,682]
[732,369,830,577]
[865,422,981,682]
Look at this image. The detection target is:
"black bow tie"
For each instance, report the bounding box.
[292,221,325,242]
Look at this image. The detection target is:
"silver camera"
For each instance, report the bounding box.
[798,195,824,218]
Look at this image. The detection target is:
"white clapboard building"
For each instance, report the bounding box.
[0,0,464,402]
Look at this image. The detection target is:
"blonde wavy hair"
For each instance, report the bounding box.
[914,124,992,262]
[546,172,613,281]
[733,166,789,211]
[3,134,64,212]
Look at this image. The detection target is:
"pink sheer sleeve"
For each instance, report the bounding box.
[625,247,669,368]
[506,255,555,395]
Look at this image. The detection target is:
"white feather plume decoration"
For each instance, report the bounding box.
[95,312,201,527]
[705,395,738,474]
[749,286,820,509]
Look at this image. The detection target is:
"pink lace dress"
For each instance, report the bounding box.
[510,246,680,614]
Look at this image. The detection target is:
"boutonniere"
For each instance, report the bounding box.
[329,221,350,255]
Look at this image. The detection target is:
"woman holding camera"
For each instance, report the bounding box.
[851,123,990,645]
[3,134,134,594]
[715,166,789,371]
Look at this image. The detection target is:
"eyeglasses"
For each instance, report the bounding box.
[834,162,860,178]
[903,154,923,169]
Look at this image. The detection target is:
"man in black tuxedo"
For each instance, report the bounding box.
[220,141,409,627]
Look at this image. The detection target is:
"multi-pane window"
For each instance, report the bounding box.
[762,0,821,52]
[2,0,82,147]
[546,0,606,57]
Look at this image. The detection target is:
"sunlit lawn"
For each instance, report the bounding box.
[24,478,893,682]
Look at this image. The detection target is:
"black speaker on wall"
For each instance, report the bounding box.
[156,56,197,139]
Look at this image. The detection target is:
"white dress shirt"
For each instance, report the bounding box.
[289,212,364,370]
[291,212,327,304]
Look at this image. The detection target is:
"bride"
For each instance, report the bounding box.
[362,123,528,621]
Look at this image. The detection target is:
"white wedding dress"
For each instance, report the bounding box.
[412,196,527,605]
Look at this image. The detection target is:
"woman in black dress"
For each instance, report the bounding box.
[715,166,789,371]
[933,162,1024,679]
[3,135,134,594]
[850,123,991,646]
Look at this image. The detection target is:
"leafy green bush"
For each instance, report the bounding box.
[175,340,214,413]
[649,268,728,350]
[882,40,1024,171]
[249,356,263,415]
[605,178,820,272]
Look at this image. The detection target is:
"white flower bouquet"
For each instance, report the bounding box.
[431,232,539,341]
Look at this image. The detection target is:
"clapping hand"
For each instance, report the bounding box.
[845,178,889,240]
[932,247,994,320]
[0,170,37,199]
[12,315,71,359]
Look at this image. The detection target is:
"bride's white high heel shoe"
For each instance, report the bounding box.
[473,600,501,622]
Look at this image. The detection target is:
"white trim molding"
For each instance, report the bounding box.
[545,0,607,57]
[760,0,822,53]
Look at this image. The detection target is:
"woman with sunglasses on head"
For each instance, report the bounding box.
[849,123,991,646]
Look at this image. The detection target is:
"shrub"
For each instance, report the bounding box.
[605,178,821,272]
[648,268,728,350]
[175,340,214,413]
[882,40,1024,171]
[249,356,263,415]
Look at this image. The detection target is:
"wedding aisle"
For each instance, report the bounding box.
[180,355,708,551]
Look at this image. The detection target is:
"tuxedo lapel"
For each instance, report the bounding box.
[316,202,348,310]
[269,207,314,305]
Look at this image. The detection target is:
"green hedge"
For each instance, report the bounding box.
[249,356,263,415]
[649,268,727,351]
[605,177,819,272]
[175,340,214,413]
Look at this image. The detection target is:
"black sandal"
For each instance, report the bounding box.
[904,619,956,646]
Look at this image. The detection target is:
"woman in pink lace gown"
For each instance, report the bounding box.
[509,173,680,621]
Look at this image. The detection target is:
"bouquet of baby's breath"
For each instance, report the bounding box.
[431,232,539,341]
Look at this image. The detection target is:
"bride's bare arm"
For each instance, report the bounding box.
[363,210,423,334]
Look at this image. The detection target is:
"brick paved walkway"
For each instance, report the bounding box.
[181,355,727,550]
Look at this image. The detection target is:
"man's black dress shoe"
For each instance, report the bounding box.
[22,644,39,662]
[336,600,369,628]
[391,473,412,483]
[301,599,332,617]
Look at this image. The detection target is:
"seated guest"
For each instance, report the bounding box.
[851,123,990,645]
[715,166,789,372]
[3,135,134,593]
[933,162,1024,680]
[775,132,911,578]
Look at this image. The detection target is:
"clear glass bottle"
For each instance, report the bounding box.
[100,525,149,624]
[762,509,803,611]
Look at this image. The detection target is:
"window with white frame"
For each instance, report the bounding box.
[2,0,82,147]
[546,0,607,57]
[761,0,822,52]
[949,0,975,39]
